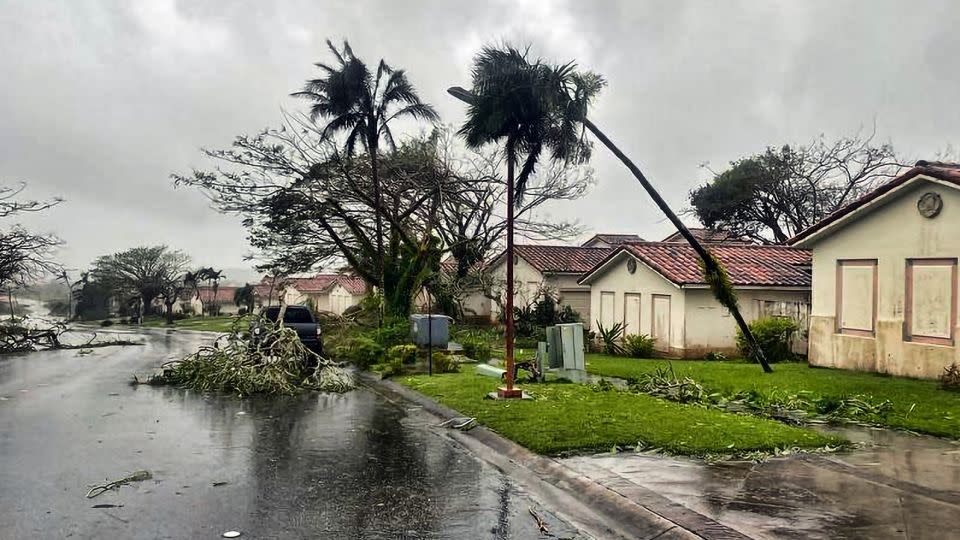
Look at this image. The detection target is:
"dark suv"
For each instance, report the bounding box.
[252,305,323,355]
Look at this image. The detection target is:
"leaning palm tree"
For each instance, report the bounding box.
[292,40,440,319]
[449,47,773,374]
[454,46,594,395]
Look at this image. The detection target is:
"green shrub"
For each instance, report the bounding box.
[430,351,459,373]
[388,356,403,376]
[387,344,418,365]
[370,318,410,348]
[237,307,248,316]
[461,338,492,363]
[941,362,960,391]
[623,334,655,358]
[736,316,799,363]
[339,335,385,368]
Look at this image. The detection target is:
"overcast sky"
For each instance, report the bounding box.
[2,0,959,281]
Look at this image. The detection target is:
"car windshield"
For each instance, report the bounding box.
[283,308,313,324]
[262,307,313,324]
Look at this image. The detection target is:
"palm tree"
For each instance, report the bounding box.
[292,40,440,320]
[449,48,773,374]
[453,46,594,395]
[234,283,256,313]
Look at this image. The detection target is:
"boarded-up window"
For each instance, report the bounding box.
[599,291,615,329]
[624,293,641,335]
[836,260,877,336]
[905,258,957,346]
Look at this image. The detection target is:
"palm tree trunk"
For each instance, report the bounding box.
[369,134,385,326]
[582,118,772,373]
[503,141,518,393]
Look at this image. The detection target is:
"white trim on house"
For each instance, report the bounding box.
[579,250,682,289]
[793,175,960,248]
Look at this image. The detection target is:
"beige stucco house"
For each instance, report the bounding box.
[790,161,960,379]
[578,242,812,357]
[254,274,367,315]
[487,244,612,323]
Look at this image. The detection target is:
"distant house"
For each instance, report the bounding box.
[254,274,368,315]
[581,233,645,248]
[578,242,811,357]
[487,244,612,323]
[186,285,240,315]
[660,228,750,244]
[790,161,960,379]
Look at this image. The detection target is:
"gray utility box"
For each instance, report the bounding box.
[544,322,585,371]
[556,323,585,371]
[409,314,453,347]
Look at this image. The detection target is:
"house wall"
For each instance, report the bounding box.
[683,288,811,357]
[489,256,546,320]
[807,178,960,379]
[586,253,686,355]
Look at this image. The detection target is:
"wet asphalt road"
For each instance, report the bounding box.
[0,329,584,540]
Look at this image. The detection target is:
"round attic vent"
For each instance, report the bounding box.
[626,258,637,274]
[917,192,943,218]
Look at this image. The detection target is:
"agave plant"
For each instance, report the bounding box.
[596,320,625,356]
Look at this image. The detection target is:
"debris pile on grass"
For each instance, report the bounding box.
[619,362,892,427]
[152,320,354,396]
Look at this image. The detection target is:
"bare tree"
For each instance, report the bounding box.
[690,130,906,244]
[173,118,591,316]
[0,183,63,307]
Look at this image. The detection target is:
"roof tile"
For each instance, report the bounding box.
[584,242,811,287]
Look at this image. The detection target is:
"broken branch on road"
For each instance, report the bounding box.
[0,319,142,354]
[143,318,354,396]
[86,470,153,499]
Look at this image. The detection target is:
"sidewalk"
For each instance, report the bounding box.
[562,426,960,539]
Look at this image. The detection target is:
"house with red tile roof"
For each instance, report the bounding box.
[254,273,368,315]
[660,227,751,244]
[486,244,613,323]
[789,161,960,379]
[578,242,812,358]
[581,233,645,248]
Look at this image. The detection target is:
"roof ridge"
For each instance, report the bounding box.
[624,240,807,251]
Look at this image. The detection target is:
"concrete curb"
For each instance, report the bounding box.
[363,374,753,540]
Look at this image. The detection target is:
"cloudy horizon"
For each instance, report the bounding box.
[3,0,959,279]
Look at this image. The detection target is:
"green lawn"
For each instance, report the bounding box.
[138,315,249,333]
[586,354,960,439]
[399,371,841,456]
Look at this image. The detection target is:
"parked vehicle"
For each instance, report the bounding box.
[251,305,323,357]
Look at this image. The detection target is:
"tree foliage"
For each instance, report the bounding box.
[90,246,190,317]
[0,183,62,292]
[689,132,905,243]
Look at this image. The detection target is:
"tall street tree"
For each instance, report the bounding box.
[689,133,905,243]
[90,246,190,320]
[292,40,440,316]
[451,45,596,395]
[451,44,775,372]
[174,121,589,317]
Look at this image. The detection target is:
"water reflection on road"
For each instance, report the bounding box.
[0,329,582,539]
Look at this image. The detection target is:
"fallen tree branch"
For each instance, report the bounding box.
[86,470,152,499]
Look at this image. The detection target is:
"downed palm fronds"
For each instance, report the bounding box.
[626,362,893,427]
[630,365,708,404]
[86,470,152,498]
[148,318,354,396]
